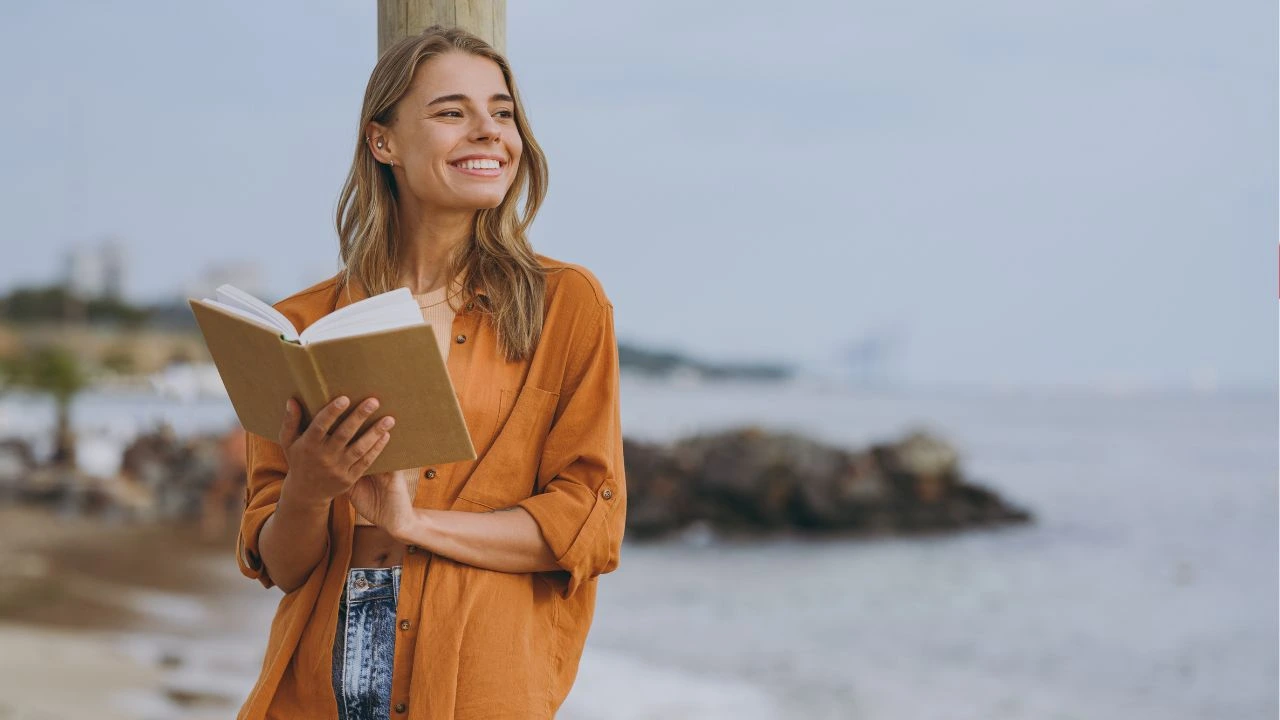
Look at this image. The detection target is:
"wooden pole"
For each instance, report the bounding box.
[377,0,506,56]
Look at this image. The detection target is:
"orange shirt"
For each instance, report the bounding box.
[234,255,626,719]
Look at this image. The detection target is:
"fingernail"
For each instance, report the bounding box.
[381,417,395,429]
[336,396,350,408]
[364,399,379,411]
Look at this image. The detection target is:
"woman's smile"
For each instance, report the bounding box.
[448,154,507,178]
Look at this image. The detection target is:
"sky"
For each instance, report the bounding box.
[0,1,1275,390]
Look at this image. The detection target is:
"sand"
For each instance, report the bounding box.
[0,505,263,720]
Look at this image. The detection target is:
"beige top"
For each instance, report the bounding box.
[353,279,463,527]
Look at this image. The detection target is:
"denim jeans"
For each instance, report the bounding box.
[332,566,402,720]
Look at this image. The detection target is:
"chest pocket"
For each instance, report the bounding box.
[455,385,560,511]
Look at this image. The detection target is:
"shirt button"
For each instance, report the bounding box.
[406,545,417,554]
[394,702,407,713]
[466,301,475,311]
[601,489,614,500]
[425,468,437,479]
[455,334,466,344]
[399,620,411,631]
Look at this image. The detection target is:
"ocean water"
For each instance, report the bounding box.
[563,379,1278,720]
[3,377,1275,719]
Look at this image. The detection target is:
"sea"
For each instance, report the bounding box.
[1,374,1275,719]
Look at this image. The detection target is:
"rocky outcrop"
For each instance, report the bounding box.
[623,427,1032,540]
[4,425,227,521]
[0,438,36,501]
[4,422,1030,543]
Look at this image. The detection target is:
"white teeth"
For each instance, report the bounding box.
[455,159,501,170]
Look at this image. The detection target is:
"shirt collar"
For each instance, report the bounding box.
[335,272,488,311]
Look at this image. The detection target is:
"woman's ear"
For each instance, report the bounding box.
[365,122,394,165]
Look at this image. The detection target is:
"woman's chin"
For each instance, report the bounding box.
[463,193,508,210]
[420,191,508,213]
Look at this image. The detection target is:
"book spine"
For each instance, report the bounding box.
[279,341,331,427]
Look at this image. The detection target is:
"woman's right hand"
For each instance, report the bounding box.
[277,395,395,509]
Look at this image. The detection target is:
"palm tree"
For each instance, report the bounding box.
[0,356,14,393]
[8,347,87,466]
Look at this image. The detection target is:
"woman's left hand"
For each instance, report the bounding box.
[349,469,417,538]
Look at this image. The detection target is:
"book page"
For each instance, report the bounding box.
[300,287,423,344]
[213,285,299,341]
[198,301,288,336]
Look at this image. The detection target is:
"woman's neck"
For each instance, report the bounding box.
[396,202,475,294]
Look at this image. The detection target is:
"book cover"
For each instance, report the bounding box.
[189,298,476,474]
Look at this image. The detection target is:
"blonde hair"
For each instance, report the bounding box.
[336,25,548,362]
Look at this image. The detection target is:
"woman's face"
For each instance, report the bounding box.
[371,52,523,214]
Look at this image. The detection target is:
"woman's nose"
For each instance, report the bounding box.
[472,114,502,143]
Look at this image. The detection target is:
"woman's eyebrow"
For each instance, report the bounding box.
[427,93,515,106]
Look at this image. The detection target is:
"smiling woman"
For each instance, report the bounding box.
[335,26,549,364]
[367,58,523,213]
[232,25,625,720]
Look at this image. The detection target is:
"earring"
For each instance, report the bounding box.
[388,160,394,167]
[377,141,384,148]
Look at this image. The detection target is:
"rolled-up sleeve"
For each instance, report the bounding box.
[237,433,295,589]
[516,300,626,599]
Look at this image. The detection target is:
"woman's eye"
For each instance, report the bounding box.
[494,110,514,119]
[439,110,463,118]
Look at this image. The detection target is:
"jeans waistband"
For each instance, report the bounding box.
[344,566,402,604]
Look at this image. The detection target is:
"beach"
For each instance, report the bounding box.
[0,380,1274,719]
[0,506,271,719]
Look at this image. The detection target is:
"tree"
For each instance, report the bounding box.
[0,355,15,394]
[8,347,88,466]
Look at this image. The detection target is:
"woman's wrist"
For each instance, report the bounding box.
[390,507,429,547]
[278,474,333,516]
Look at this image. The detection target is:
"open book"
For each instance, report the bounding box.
[188,284,476,475]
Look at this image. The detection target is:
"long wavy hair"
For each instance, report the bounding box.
[335,25,549,362]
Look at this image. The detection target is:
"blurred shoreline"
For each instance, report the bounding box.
[0,505,259,719]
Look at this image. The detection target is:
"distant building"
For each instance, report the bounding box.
[65,237,127,300]
[183,261,267,301]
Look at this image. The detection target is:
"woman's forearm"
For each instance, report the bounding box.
[392,507,560,574]
[258,474,332,593]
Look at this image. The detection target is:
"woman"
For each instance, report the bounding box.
[234,26,626,720]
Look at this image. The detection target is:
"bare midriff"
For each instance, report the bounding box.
[350,524,406,568]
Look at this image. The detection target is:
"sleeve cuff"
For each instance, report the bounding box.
[516,478,621,599]
[237,504,277,589]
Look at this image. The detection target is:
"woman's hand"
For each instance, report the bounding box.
[350,469,417,536]
[277,395,395,510]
